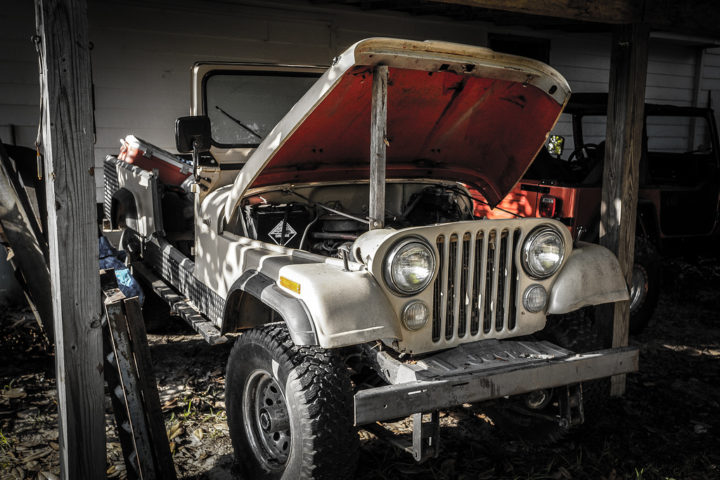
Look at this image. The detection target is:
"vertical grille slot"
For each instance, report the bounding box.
[507,229,521,331]
[432,225,522,343]
[445,234,458,340]
[483,230,496,334]
[493,230,509,332]
[457,233,471,338]
[432,235,445,342]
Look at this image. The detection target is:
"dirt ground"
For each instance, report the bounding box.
[0,255,718,480]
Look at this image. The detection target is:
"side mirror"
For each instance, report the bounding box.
[547,135,565,157]
[175,116,211,153]
[175,116,211,186]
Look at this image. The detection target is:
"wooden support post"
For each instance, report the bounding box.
[35,1,104,478]
[599,23,649,397]
[370,65,388,230]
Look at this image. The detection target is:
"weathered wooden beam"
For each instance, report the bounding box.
[0,143,53,341]
[599,23,649,397]
[34,0,104,478]
[369,64,388,230]
[123,298,177,479]
[432,0,720,38]
[101,270,177,480]
[643,0,720,40]
[433,0,639,25]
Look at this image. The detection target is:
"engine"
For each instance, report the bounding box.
[239,183,475,257]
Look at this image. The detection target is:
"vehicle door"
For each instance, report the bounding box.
[644,110,720,236]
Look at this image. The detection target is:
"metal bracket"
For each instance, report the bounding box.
[558,383,585,428]
[412,411,440,462]
[363,410,440,464]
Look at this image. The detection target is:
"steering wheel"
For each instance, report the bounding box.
[567,143,599,164]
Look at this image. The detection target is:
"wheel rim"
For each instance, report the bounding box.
[242,370,292,470]
[629,264,648,313]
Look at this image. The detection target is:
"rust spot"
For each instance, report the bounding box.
[88,166,94,176]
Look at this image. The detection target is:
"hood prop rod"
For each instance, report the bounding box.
[369,64,388,230]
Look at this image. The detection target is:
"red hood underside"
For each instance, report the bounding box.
[249,66,563,206]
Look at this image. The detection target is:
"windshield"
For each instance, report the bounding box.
[204,71,320,148]
[646,115,714,154]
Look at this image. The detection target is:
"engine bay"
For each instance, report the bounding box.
[229,181,476,257]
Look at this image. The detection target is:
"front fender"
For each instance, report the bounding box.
[276,263,402,349]
[547,242,629,314]
[225,270,319,346]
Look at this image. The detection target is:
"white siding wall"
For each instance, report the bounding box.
[0,0,713,202]
[0,2,39,150]
[549,32,610,150]
[701,47,720,128]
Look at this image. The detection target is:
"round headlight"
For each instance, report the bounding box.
[522,227,565,279]
[384,238,436,295]
[401,301,429,331]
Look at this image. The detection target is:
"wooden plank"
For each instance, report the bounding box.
[0,143,53,341]
[34,1,104,479]
[643,0,720,39]
[123,297,177,480]
[105,296,159,479]
[599,24,649,397]
[101,269,177,479]
[100,270,140,479]
[103,325,141,480]
[369,64,388,230]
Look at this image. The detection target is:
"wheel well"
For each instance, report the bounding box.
[221,271,319,345]
[111,188,139,229]
[222,289,276,334]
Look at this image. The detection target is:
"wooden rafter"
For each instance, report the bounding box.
[432,0,720,37]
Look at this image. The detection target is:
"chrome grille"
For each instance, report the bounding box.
[432,227,521,343]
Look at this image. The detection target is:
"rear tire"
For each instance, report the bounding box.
[226,324,358,480]
[628,236,661,335]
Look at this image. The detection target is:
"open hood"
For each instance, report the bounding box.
[224,38,570,221]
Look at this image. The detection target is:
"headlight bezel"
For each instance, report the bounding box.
[521,226,565,279]
[401,300,430,331]
[383,237,437,296]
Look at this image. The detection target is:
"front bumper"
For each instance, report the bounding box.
[354,339,638,426]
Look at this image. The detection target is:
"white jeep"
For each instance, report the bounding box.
[105,38,636,479]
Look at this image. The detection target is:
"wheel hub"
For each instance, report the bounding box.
[259,405,290,433]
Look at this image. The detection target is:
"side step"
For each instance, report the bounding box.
[132,262,226,345]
